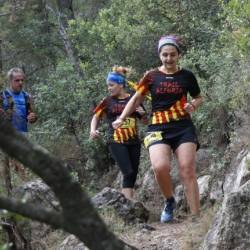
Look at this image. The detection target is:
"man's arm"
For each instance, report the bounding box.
[27,95,38,123]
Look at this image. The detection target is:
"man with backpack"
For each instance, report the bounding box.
[0,68,37,193]
[0,67,37,132]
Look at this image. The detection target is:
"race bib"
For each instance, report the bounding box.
[144,131,163,148]
[120,117,136,129]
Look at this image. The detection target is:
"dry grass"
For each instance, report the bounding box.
[39,230,66,250]
[98,207,138,235]
[180,205,219,250]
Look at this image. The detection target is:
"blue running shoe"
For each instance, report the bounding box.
[160,197,175,223]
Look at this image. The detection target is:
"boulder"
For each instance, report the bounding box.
[223,150,250,194]
[138,168,164,216]
[174,184,188,214]
[209,180,223,202]
[12,179,59,247]
[92,187,149,223]
[13,179,59,209]
[200,181,250,250]
[197,175,211,200]
[58,235,87,250]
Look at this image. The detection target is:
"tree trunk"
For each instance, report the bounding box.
[0,151,12,197]
[56,0,84,78]
[0,118,137,250]
[0,39,2,74]
[0,152,31,250]
[9,0,16,22]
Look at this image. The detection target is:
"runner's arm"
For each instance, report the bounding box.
[184,95,203,113]
[90,114,101,139]
[112,92,144,129]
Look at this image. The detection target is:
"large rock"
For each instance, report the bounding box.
[209,180,223,203]
[13,179,59,209]
[92,187,149,223]
[58,235,87,250]
[198,175,211,200]
[223,150,250,194]
[138,168,164,217]
[12,179,59,247]
[200,181,250,250]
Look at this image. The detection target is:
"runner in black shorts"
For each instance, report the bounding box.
[90,66,147,200]
[113,35,203,222]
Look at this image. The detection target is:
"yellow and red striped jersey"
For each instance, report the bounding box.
[94,95,142,144]
[137,68,200,126]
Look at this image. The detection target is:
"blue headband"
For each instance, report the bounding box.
[158,36,180,53]
[106,72,126,85]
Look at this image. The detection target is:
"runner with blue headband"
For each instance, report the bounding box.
[106,72,126,85]
[90,66,147,200]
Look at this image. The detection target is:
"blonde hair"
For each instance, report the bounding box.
[112,66,131,78]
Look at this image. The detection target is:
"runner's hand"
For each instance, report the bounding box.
[112,118,124,129]
[27,112,37,123]
[136,106,146,116]
[90,130,100,139]
[184,103,195,113]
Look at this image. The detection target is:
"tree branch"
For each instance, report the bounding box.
[0,196,63,229]
[0,12,11,17]
[0,118,136,250]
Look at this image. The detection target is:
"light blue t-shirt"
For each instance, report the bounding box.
[3,89,29,132]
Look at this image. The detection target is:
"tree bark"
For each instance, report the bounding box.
[55,0,84,78]
[0,118,137,250]
[0,39,2,73]
[3,156,12,197]
[58,20,84,78]
[0,154,31,250]
[0,151,12,197]
[0,197,63,228]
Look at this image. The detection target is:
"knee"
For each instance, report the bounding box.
[179,164,197,181]
[152,161,171,177]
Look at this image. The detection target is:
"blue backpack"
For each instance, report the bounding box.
[0,90,32,120]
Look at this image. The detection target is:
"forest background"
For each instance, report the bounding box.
[0,0,250,248]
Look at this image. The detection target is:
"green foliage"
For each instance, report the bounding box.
[224,0,250,55]
[31,59,113,183]
[67,0,223,77]
[218,0,250,112]
[0,244,9,250]
[0,1,62,84]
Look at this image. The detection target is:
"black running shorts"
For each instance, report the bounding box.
[144,121,199,152]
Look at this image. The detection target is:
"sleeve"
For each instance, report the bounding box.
[187,71,201,98]
[136,71,153,96]
[93,97,108,118]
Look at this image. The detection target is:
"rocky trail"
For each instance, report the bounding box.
[122,219,199,250]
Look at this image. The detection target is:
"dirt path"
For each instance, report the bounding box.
[121,219,201,250]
